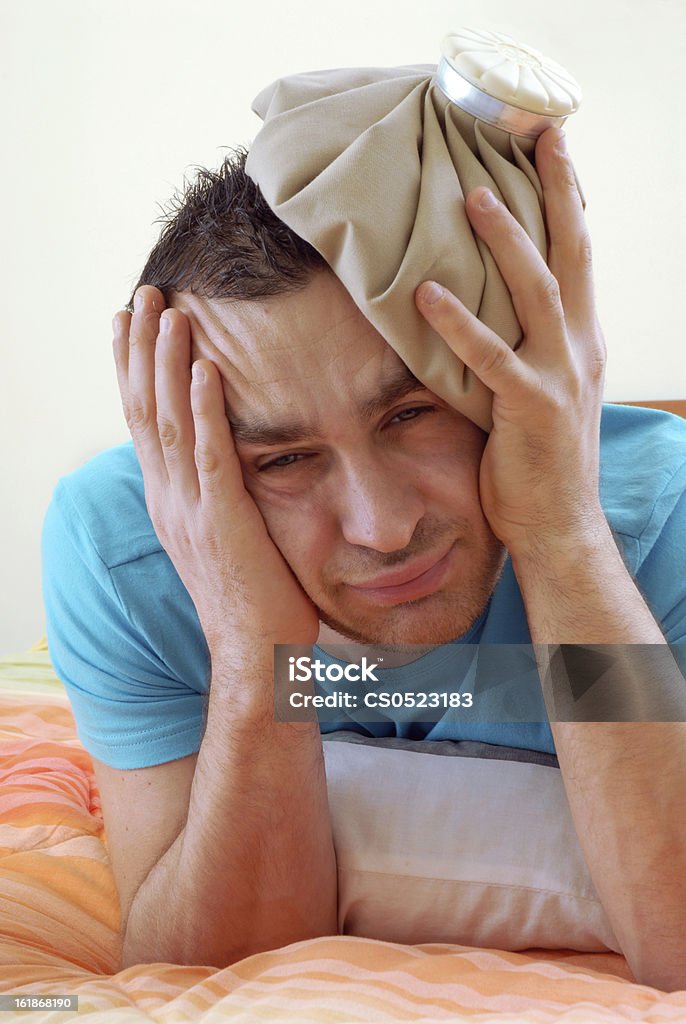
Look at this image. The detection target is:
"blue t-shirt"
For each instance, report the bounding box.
[42,405,686,768]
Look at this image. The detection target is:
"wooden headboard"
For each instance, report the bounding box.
[619,400,686,419]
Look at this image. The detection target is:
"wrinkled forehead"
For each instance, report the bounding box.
[171,272,412,421]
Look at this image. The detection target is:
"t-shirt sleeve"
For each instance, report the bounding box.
[635,463,686,645]
[634,459,686,689]
[42,479,208,769]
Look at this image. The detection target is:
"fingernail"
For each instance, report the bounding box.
[555,130,567,155]
[134,291,144,312]
[419,281,443,305]
[478,188,498,211]
[160,312,172,333]
[192,362,205,384]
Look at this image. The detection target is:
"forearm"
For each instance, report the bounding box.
[512,521,686,990]
[543,720,686,989]
[122,648,337,969]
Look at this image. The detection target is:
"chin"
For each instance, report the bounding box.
[314,539,507,647]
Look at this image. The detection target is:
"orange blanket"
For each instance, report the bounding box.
[2,645,686,1022]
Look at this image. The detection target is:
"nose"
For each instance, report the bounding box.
[337,455,426,552]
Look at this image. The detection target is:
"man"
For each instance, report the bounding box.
[42,127,686,987]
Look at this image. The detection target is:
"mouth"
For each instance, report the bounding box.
[346,543,457,606]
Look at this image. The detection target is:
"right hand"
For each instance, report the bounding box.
[112,286,320,658]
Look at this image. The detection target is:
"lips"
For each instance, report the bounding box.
[352,545,454,589]
[347,543,457,605]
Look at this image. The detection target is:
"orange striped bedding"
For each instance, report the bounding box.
[2,643,686,1022]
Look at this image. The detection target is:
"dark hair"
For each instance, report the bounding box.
[126,146,327,311]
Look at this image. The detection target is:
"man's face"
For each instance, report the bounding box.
[174,271,505,645]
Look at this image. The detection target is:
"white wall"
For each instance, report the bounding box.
[2,0,685,656]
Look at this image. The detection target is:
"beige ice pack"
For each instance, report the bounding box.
[245,28,582,430]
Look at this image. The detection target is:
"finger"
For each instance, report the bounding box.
[155,309,199,501]
[534,128,596,329]
[465,186,569,358]
[190,360,251,515]
[112,309,132,407]
[126,286,168,481]
[415,282,532,397]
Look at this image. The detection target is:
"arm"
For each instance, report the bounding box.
[113,288,337,968]
[122,648,333,968]
[415,128,686,990]
[512,527,686,993]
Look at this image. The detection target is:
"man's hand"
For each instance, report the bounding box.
[415,127,607,561]
[112,286,320,655]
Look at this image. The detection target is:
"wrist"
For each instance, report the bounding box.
[202,614,318,662]
[206,641,320,728]
[508,508,616,580]
[509,514,666,645]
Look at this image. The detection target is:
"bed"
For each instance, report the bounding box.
[2,400,685,1023]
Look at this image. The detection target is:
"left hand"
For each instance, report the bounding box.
[415,127,607,561]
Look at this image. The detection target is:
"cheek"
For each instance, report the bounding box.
[419,419,485,460]
[409,426,485,499]
[245,485,335,582]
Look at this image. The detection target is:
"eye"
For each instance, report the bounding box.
[387,405,436,425]
[258,452,311,472]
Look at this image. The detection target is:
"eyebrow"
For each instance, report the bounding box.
[228,365,430,447]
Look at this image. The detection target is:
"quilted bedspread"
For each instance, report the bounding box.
[2,643,686,1023]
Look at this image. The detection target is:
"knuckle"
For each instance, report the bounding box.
[123,398,150,434]
[565,362,587,405]
[503,219,523,246]
[531,374,562,411]
[589,347,607,385]
[147,496,189,550]
[157,416,182,453]
[476,342,510,379]
[534,272,562,315]
[194,441,222,476]
[577,232,594,275]
[130,309,159,344]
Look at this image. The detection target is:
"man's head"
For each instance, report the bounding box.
[131,150,505,645]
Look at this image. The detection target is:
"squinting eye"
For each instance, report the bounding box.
[389,406,435,424]
[259,453,309,472]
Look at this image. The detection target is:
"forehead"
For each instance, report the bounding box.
[172,271,418,427]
